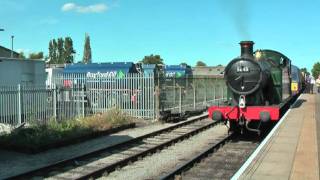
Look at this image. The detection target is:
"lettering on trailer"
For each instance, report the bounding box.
[87,71,118,78]
[165,72,184,78]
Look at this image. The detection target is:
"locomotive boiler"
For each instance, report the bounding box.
[208,41,302,134]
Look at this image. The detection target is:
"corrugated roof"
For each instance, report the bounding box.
[63,62,136,74]
[0,45,19,56]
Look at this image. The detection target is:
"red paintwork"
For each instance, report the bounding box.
[208,106,280,121]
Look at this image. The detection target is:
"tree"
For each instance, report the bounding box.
[57,38,64,64]
[301,67,310,76]
[18,52,26,59]
[48,37,75,64]
[180,62,188,66]
[52,39,58,63]
[29,52,44,59]
[312,62,320,79]
[64,37,75,63]
[141,54,163,64]
[196,61,207,67]
[48,40,55,63]
[82,33,92,63]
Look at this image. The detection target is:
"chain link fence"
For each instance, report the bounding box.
[158,76,227,114]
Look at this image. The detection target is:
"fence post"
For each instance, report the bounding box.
[213,79,216,103]
[53,85,57,120]
[17,84,22,125]
[205,78,207,102]
[222,85,224,100]
[82,84,85,118]
[193,85,196,110]
[179,86,182,113]
[155,86,160,120]
[173,78,176,106]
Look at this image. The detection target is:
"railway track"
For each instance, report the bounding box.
[160,134,260,180]
[8,114,223,180]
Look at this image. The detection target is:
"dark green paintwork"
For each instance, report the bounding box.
[254,49,291,104]
[225,49,292,105]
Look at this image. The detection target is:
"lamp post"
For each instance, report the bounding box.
[0,29,4,45]
[11,35,14,58]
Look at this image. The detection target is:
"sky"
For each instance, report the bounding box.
[0,0,319,71]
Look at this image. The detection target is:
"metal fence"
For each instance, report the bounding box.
[54,73,156,119]
[158,76,227,113]
[0,74,227,126]
[0,85,53,125]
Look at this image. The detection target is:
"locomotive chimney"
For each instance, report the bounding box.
[240,41,254,58]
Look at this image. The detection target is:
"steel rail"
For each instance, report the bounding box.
[7,114,209,179]
[76,118,221,179]
[159,133,235,180]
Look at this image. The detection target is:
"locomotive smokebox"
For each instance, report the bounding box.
[240,41,254,58]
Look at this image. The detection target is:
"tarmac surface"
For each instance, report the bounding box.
[239,94,319,180]
[316,94,320,172]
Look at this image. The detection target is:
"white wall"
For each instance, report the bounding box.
[0,58,46,86]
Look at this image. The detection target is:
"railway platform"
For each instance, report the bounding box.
[235,94,319,180]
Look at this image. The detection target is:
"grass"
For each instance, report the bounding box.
[0,108,134,151]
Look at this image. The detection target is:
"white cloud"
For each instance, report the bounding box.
[61,3,108,13]
[61,3,76,11]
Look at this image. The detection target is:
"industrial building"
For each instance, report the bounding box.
[0,58,46,86]
[192,65,225,78]
[0,46,19,58]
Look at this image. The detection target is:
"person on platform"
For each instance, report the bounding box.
[305,75,311,93]
[310,76,315,94]
[316,75,320,93]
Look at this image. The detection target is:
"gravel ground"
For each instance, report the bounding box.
[182,140,259,180]
[46,119,214,179]
[100,123,228,180]
[0,114,207,179]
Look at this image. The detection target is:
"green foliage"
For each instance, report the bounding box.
[82,33,92,64]
[141,54,163,64]
[57,38,64,64]
[48,37,75,64]
[301,67,310,76]
[52,39,58,63]
[0,109,132,149]
[18,52,26,59]
[196,61,207,67]
[48,40,54,63]
[29,52,44,59]
[312,62,320,78]
[180,62,188,66]
[64,37,76,63]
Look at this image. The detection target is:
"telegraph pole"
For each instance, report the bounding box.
[0,28,4,45]
[11,35,14,58]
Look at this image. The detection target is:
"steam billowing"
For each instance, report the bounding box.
[220,0,250,39]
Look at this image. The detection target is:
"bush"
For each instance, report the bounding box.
[0,109,133,149]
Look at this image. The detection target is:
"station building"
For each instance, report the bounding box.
[192,65,225,78]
